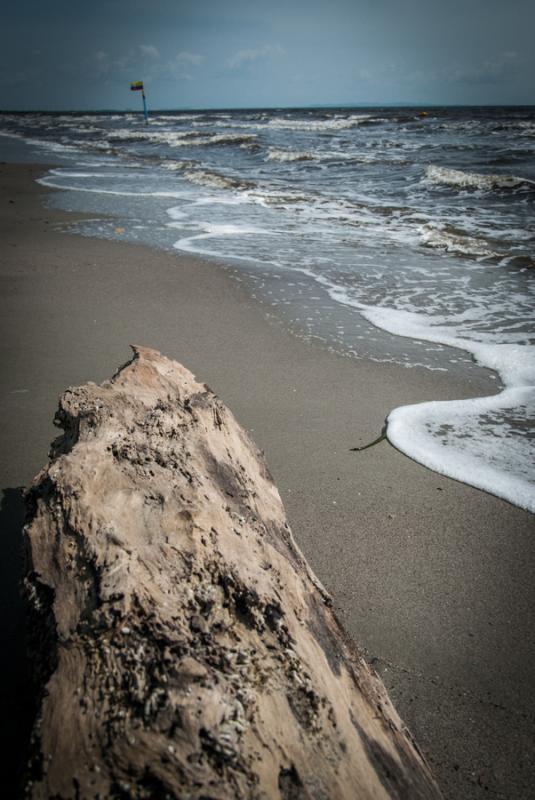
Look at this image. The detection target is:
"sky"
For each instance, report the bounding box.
[1,0,534,110]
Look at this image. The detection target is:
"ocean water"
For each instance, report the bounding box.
[1,107,534,512]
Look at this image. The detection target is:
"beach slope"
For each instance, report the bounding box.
[1,163,534,798]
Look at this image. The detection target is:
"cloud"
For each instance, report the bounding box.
[157,51,205,82]
[90,45,163,82]
[0,67,41,88]
[93,50,110,76]
[139,44,160,60]
[227,44,285,70]
[443,51,519,84]
[353,51,521,91]
[176,51,205,66]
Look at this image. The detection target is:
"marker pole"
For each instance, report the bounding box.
[142,90,149,123]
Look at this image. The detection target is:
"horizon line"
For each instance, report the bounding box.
[2,101,534,114]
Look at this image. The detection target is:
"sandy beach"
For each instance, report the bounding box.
[1,162,534,798]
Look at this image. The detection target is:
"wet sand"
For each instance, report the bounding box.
[1,162,534,798]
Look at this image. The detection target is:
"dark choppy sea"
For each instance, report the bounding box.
[1,106,534,511]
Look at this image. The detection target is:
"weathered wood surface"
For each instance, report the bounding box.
[24,346,441,799]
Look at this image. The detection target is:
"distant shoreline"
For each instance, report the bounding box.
[2,102,535,114]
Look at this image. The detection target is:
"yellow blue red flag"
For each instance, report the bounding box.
[130,81,144,91]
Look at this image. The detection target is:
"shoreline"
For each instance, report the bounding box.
[1,162,535,798]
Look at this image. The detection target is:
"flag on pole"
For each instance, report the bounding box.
[129,80,149,122]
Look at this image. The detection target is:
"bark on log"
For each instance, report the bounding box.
[24,346,441,800]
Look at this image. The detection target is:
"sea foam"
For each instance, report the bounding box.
[359,305,535,512]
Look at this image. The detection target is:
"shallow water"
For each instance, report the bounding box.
[1,106,533,511]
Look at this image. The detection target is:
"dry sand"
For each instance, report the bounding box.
[1,162,534,798]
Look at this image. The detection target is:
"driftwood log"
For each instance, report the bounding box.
[24,347,440,799]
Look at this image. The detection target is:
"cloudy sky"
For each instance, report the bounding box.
[2,0,534,110]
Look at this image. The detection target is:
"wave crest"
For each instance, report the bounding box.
[425,165,534,192]
[105,129,257,149]
[419,224,497,258]
[183,169,256,191]
[266,148,315,162]
[267,114,376,131]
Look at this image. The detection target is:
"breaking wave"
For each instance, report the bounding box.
[419,224,498,259]
[267,114,377,131]
[105,129,258,149]
[198,133,258,148]
[267,148,316,162]
[425,165,535,192]
[183,169,256,191]
[164,159,199,171]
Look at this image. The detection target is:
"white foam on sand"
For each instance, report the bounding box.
[48,168,135,180]
[37,174,187,199]
[171,222,278,261]
[353,303,535,512]
[291,268,534,512]
[387,387,535,512]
